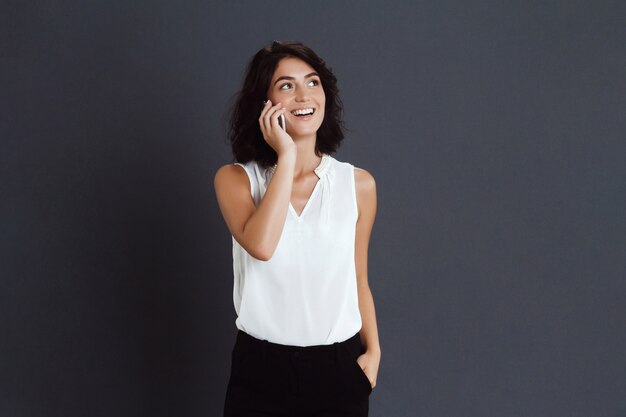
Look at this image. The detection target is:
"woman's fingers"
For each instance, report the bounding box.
[263,101,281,131]
[259,101,293,156]
[258,100,272,127]
[260,101,286,134]
[258,100,272,135]
[271,108,287,130]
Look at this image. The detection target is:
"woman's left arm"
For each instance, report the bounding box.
[354,166,380,389]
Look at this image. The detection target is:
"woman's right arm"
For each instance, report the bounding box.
[214,149,295,261]
[214,100,296,261]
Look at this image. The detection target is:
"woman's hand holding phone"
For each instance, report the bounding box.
[259,100,295,156]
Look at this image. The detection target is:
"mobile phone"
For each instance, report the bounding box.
[263,100,286,130]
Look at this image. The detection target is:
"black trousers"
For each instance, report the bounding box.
[223,329,372,417]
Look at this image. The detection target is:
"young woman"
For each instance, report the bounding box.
[214,40,380,416]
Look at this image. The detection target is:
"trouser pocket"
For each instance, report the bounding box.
[351,359,373,395]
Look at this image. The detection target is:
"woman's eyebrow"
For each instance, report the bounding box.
[273,72,319,85]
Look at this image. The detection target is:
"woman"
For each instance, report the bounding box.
[214,40,380,416]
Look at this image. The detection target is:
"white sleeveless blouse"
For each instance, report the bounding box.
[231,153,362,346]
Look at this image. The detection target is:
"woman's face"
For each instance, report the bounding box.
[266,57,326,138]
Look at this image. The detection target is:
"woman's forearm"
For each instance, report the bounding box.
[243,149,296,260]
[358,284,381,356]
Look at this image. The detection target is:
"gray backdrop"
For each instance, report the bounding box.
[2,1,625,416]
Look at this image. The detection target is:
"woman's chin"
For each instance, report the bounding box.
[287,125,322,139]
[287,129,317,140]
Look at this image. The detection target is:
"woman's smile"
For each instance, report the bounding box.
[289,107,317,122]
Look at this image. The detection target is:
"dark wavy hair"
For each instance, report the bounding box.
[226,40,347,169]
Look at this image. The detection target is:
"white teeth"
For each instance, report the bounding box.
[291,108,314,116]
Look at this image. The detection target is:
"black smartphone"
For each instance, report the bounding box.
[263,100,285,130]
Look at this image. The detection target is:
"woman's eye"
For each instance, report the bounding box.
[279,79,319,90]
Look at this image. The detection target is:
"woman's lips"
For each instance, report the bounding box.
[289,107,316,121]
[289,112,315,122]
[292,114,314,121]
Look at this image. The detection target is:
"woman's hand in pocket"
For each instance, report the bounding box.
[356,350,380,390]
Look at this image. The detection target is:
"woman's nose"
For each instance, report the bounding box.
[294,87,310,102]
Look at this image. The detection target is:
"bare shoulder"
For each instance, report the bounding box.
[214,163,245,181]
[213,162,256,243]
[354,166,376,190]
[353,166,377,219]
[214,163,249,191]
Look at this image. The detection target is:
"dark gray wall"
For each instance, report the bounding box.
[2,1,625,416]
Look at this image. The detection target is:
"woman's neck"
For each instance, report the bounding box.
[292,136,322,179]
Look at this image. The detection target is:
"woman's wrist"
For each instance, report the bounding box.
[276,144,296,160]
[276,142,297,158]
[365,345,381,359]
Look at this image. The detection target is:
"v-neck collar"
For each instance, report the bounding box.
[267,153,332,221]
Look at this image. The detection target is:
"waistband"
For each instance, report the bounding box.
[234,330,362,360]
